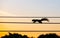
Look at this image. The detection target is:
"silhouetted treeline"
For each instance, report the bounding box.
[38,33,60,38]
[1,33,29,38]
[1,33,60,38]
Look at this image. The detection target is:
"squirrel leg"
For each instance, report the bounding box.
[38,21,42,23]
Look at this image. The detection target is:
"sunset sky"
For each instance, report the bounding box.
[0,0,60,16]
[0,0,60,38]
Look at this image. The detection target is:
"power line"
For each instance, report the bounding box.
[0,30,60,32]
[0,22,60,24]
[0,16,60,18]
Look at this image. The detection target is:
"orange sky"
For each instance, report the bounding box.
[0,32,60,38]
[0,0,60,37]
[0,19,60,38]
[0,16,60,38]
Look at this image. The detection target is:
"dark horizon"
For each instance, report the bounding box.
[0,33,60,38]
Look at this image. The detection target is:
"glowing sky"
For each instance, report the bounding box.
[0,0,60,16]
[0,0,60,30]
[0,0,60,37]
